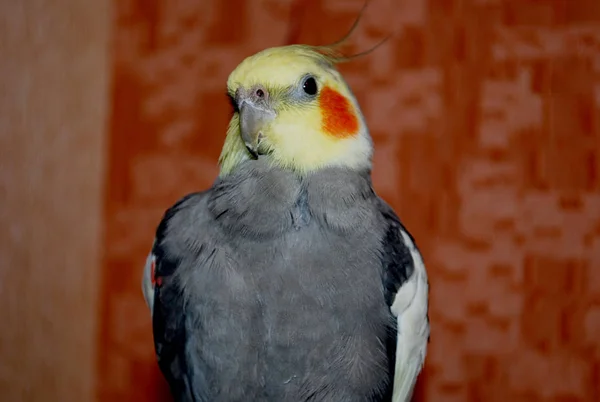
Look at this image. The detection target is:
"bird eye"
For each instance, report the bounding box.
[302,76,318,96]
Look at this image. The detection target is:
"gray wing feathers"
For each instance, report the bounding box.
[391,229,430,402]
[142,241,156,314]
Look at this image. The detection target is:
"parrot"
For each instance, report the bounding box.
[142,42,430,402]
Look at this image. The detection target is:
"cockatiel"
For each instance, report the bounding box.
[142,43,429,402]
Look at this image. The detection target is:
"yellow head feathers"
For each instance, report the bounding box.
[218,44,373,176]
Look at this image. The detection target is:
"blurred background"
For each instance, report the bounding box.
[2,0,600,401]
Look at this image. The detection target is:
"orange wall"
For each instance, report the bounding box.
[98,0,600,401]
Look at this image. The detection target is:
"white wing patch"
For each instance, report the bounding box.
[391,229,430,402]
[142,242,157,315]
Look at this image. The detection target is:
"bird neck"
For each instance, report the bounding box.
[218,115,251,177]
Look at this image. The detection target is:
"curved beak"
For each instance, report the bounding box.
[236,87,275,158]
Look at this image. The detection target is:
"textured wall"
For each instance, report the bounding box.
[0,0,111,401]
[98,0,600,401]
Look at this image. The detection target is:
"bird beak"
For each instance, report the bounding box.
[236,88,275,158]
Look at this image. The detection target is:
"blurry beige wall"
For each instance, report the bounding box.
[0,1,111,401]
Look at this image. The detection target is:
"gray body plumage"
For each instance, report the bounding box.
[147,159,429,402]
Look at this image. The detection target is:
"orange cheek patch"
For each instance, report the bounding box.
[319,86,359,138]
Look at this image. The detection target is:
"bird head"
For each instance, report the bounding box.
[218,44,373,176]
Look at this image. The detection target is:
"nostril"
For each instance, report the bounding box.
[256,89,264,98]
